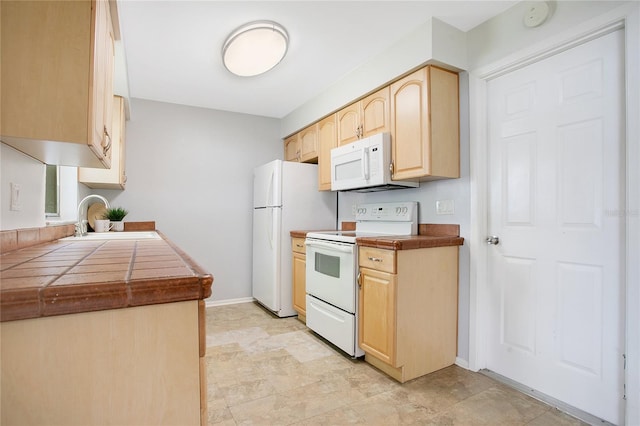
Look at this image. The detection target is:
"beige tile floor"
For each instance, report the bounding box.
[205,302,588,425]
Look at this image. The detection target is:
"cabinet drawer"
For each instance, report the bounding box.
[292,237,306,254]
[359,247,396,273]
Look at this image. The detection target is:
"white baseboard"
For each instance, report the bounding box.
[204,297,254,309]
[455,357,470,370]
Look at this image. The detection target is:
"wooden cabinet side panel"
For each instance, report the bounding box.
[1,301,201,426]
[361,86,390,137]
[396,247,459,377]
[317,114,337,191]
[100,0,116,168]
[292,252,307,316]
[390,67,430,180]
[359,267,396,365]
[1,0,91,143]
[430,67,460,178]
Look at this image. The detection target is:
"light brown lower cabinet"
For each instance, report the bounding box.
[1,301,205,425]
[358,246,459,383]
[292,237,307,322]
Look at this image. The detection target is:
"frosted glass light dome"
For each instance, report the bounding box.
[222,21,289,77]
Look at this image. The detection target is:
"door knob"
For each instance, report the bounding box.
[486,236,500,245]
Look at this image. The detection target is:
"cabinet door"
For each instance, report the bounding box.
[79,96,126,189]
[390,67,430,180]
[317,115,337,191]
[361,86,390,138]
[284,135,300,162]
[336,102,360,146]
[1,0,114,168]
[292,252,307,316]
[298,124,318,163]
[359,267,396,365]
[90,0,115,167]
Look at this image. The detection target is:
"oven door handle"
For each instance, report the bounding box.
[304,240,354,253]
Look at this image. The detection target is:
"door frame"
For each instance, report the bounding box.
[468,3,640,425]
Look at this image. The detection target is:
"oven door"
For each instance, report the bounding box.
[305,238,357,313]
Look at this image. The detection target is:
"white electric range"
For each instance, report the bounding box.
[304,201,418,357]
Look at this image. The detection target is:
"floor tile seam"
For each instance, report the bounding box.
[221,376,323,409]
[360,385,471,420]
[524,408,566,425]
[227,389,353,425]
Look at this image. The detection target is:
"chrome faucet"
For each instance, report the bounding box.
[75,194,110,236]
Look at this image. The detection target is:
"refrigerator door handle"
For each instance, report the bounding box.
[267,170,275,207]
[268,208,274,249]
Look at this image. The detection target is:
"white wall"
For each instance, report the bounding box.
[281,18,467,136]
[0,144,46,231]
[466,1,629,70]
[92,99,282,302]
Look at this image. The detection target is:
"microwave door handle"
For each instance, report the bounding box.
[305,240,353,253]
[362,147,370,180]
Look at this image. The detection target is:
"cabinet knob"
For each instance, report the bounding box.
[357,272,362,288]
[368,257,383,262]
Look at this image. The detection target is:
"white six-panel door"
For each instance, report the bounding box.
[486,30,625,424]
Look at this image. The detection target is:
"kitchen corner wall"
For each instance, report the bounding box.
[91,98,282,302]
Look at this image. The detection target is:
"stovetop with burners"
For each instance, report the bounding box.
[306,201,418,244]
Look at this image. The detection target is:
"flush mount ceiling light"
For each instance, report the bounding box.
[222,21,289,77]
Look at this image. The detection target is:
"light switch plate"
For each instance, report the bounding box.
[436,199,454,215]
[10,182,22,211]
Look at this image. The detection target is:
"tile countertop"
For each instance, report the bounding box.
[0,231,213,322]
[291,223,464,250]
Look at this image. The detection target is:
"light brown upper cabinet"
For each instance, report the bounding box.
[316,115,337,191]
[284,134,300,162]
[79,96,127,189]
[298,125,318,163]
[336,87,390,146]
[390,66,459,181]
[1,0,116,168]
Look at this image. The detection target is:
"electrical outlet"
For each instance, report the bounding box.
[436,199,454,215]
[10,182,22,211]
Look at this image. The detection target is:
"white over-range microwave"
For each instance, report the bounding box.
[330,132,419,192]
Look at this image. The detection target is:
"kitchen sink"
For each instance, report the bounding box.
[60,231,161,241]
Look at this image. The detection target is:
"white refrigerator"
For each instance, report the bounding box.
[252,159,336,317]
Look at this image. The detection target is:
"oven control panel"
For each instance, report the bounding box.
[355,201,417,222]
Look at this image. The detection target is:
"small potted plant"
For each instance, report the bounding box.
[103,207,129,232]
